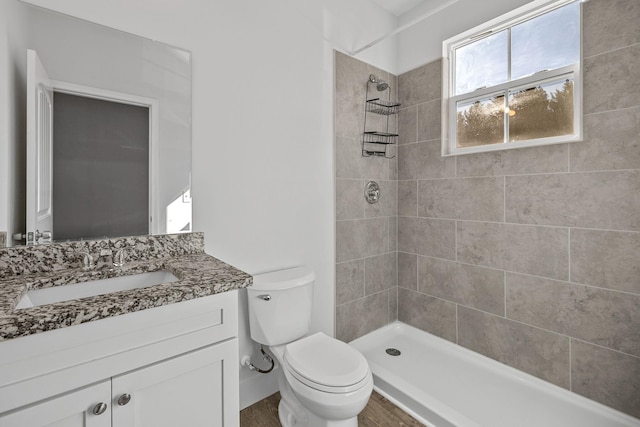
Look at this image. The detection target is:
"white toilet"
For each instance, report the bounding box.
[248,266,373,427]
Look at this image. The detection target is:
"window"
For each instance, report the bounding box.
[442,0,582,156]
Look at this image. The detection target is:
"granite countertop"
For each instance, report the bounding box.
[0,253,252,341]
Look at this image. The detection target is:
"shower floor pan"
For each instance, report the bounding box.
[350,321,640,427]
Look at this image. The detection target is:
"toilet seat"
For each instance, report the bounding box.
[283,332,370,394]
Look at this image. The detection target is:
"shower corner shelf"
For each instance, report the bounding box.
[366,98,401,116]
[362,78,401,159]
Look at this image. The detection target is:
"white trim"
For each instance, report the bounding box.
[50,80,160,234]
[441,0,583,156]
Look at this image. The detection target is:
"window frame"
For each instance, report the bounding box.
[441,0,583,156]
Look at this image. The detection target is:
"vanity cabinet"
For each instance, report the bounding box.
[0,291,239,427]
[0,381,111,427]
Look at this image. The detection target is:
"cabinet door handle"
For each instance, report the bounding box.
[117,393,132,406]
[92,402,108,415]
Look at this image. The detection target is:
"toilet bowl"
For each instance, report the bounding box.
[247,267,373,427]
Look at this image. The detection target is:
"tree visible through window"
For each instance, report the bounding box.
[443,0,582,155]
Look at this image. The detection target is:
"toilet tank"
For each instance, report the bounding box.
[248,266,315,346]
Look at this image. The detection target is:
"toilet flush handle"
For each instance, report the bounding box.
[259,294,271,301]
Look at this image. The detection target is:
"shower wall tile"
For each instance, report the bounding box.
[570,228,640,294]
[336,218,389,262]
[418,257,504,315]
[335,52,398,342]
[398,180,417,217]
[570,107,640,172]
[505,171,640,230]
[397,252,417,290]
[336,260,365,305]
[398,106,417,145]
[365,180,396,218]
[507,273,640,356]
[336,292,390,343]
[389,216,397,252]
[398,59,441,108]
[583,0,640,58]
[398,288,456,343]
[386,1,640,418]
[584,43,640,114]
[336,136,396,180]
[571,340,640,419]
[335,51,395,139]
[365,252,397,295]
[458,307,570,388]
[336,179,364,221]
[398,217,455,260]
[455,144,568,177]
[388,287,398,321]
[418,177,504,222]
[398,140,455,180]
[457,222,569,280]
[417,99,441,141]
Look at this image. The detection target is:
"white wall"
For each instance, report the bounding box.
[395,0,533,73]
[18,0,396,408]
[0,0,28,247]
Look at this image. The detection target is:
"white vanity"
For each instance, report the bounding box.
[0,233,251,427]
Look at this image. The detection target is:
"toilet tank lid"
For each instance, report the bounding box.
[250,266,316,291]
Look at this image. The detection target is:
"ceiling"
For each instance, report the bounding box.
[368,0,428,16]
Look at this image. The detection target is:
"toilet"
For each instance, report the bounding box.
[248,266,373,427]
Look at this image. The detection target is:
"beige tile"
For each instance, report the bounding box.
[507,273,640,356]
[505,171,640,230]
[398,217,456,260]
[571,229,640,294]
[365,180,397,218]
[398,180,417,217]
[335,51,396,139]
[398,140,456,180]
[457,222,569,280]
[418,177,504,222]
[419,257,504,315]
[336,179,364,221]
[336,218,389,262]
[584,44,640,114]
[417,99,441,141]
[336,136,397,180]
[458,306,570,388]
[365,252,397,295]
[335,52,367,139]
[388,287,398,321]
[397,288,456,342]
[398,59,442,108]
[336,260,365,305]
[398,106,417,145]
[389,216,397,252]
[336,292,390,342]
[570,107,640,172]
[398,252,417,291]
[583,0,640,58]
[572,340,640,419]
[456,144,568,177]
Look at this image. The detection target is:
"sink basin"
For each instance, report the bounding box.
[15,270,179,309]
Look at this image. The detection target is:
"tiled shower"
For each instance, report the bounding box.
[335,0,640,419]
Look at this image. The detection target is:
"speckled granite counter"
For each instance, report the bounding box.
[0,233,252,341]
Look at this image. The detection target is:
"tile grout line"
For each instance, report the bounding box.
[569,338,573,391]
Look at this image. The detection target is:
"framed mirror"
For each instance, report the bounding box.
[10,1,192,246]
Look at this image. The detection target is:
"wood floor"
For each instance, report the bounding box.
[240,391,425,426]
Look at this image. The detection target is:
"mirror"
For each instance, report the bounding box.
[11,1,192,246]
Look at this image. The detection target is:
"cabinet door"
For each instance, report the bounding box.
[112,339,239,427]
[0,381,111,427]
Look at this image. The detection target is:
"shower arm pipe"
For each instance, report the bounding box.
[349,0,460,56]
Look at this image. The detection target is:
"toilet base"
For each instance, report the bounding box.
[278,397,358,427]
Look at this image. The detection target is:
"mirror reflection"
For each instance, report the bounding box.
[14,1,192,246]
